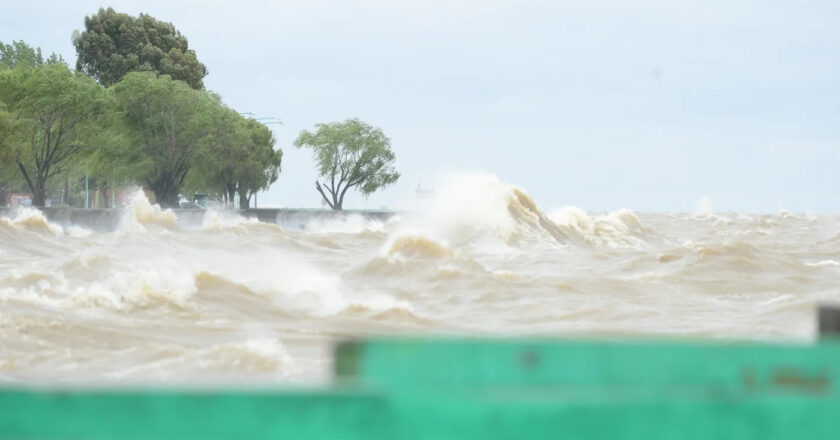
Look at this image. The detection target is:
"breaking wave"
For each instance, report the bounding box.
[548,207,649,247]
[385,233,454,258]
[396,173,649,249]
[0,207,63,235]
[119,189,180,231]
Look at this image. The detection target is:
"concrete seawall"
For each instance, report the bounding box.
[0,207,396,232]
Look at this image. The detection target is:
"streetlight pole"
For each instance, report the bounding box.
[239,112,283,125]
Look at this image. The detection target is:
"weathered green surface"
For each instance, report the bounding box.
[2,339,840,439]
[0,389,390,440]
[2,387,838,439]
[337,339,837,393]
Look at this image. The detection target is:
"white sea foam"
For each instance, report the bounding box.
[1,207,64,235]
[305,214,385,234]
[805,260,840,267]
[118,189,179,231]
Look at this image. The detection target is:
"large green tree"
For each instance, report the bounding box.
[73,7,208,89]
[0,40,68,205]
[110,71,215,208]
[0,62,109,207]
[294,118,399,211]
[189,110,282,209]
[187,106,245,205]
[234,118,282,209]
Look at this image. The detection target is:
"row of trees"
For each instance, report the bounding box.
[1,7,400,211]
[0,8,280,209]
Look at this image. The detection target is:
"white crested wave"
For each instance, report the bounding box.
[388,173,649,249]
[548,207,649,248]
[119,189,180,231]
[0,207,64,235]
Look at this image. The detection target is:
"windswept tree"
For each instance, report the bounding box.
[189,111,282,209]
[1,41,72,206]
[188,106,247,205]
[294,118,399,211]
[110,72,216,208]
[234,118,282,209]
[73,7,208,89]
[0,61,109,207]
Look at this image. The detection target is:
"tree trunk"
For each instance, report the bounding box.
[101,187,108,209]
[155,190,180,209]
[16,161,43,207]
[226,185,236,209]
[315,180,339,211]
[32,178,47,207]
[148,173,184,209]
[151,181,179,209]
[238,190,250,209]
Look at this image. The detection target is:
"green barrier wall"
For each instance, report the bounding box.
[2,339,839,439]
[336,339,836,392]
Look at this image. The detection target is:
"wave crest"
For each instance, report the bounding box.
[403,173,649,248]
[120,190,180,231]
[548,207,649,247]
[0,208,63,235]
[385,234,454,258]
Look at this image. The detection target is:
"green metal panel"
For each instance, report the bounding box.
[336,339,838,394]
[2,387,839,439]
[387,392,840,440]
[0,389,390,440]
[3,338,840,439]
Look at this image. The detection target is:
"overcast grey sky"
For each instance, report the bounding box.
[2,0,839,212]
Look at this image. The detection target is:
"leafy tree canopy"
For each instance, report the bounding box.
[0,62,109,206]
[73,8,208,89]
[234,118,282,208]
[188,109,282,208]
[0,40,65,69]
[294,118,399,210]
[109,71,216,208]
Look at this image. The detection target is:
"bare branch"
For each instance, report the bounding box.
[315,180,335,210]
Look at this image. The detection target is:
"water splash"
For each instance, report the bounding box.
[119,189,180,231]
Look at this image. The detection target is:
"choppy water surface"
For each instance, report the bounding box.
[1,175,838,383]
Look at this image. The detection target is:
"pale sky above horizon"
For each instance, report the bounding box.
[2,0,839,213]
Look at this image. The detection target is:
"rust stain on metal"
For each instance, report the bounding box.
[771,367,830,393]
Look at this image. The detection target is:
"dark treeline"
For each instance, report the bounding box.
[0,8,281,209]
